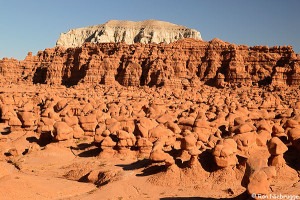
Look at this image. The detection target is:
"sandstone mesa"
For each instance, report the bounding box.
[0,20,300,199]
[56,20,202,48]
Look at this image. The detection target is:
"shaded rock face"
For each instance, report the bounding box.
[56,20,202,48]
[0,38,300,88]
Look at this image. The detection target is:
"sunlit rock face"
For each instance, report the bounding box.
[2,37,300,88]
[56,20,202,48]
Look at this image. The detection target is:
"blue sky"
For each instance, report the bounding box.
[0,0,299,59]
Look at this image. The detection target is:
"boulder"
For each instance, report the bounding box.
[53,121,73,141]
[268,137,288,156]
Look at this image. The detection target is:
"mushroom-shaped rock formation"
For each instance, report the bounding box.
[287,128,300,151]
[247,167,276,195]
[272,124,286,138]
[267,137,288,166]
[79,114,98,136]
[53,121,73,141]
[99,136,117,158]
[137,137,153,159]
[8,116,22,131]
[17,111,37,130]
[116,130,136,156]
[150,138,175,167]
[256,120,272,146]
[213,138,238,168]
[231,118,257,156]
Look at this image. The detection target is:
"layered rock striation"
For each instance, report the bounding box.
[56,20,202,48]
[1,38,300,88]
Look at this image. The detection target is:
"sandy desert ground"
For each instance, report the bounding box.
[0,83,300,200]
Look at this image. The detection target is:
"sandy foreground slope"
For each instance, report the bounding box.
[0,85,300,200]
[0,131,299,200]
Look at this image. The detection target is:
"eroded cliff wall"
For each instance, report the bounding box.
[1,38,299,88]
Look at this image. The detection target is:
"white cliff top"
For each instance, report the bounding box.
[56,20,202,48]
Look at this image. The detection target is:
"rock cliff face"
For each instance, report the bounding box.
[56,20,202,48]
[1,38,300,88]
